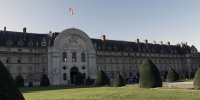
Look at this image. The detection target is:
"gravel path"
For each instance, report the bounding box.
[163,82,193,89]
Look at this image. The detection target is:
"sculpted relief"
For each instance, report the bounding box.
[58,34,87,50]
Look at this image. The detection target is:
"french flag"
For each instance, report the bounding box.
[69,8,73,15]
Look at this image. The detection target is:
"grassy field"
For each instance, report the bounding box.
[21,84,200,100]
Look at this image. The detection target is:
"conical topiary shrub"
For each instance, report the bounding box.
[166,67,179,82]
[139,59,162,88]
[193,68,200,90]
[113,73,125,87]
[14,75,24,87]
[0,61,25,100]
[93,70,110,86]
[40,74,50,87]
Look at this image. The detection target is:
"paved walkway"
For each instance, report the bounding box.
[163,82,193,89]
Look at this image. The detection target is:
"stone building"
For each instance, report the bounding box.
[0,27,199,85]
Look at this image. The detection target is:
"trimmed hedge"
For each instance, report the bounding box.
[113,73,125,87]
[193,68,200,90]
[14,75,24,87]
[166,67,179,82]
[85,77,95,85]
[139,59,162,88]
[40,74,50,87]
[93,70,110,86]
[190,72,195,79]
[0,61,25,100]
[75,72,84,85]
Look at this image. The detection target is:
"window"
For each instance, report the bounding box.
[18,66,21,72]
[18,57,22,63]
[81,53,86,62]
[63,66,66,70]
[29,57,32,63]
[28,66,32,71]
[72,52,77,62]
[42,57,45,63]
[62,52,67,62]
[18,48,22,52]
[6,57,11,63]
[63,73,67,80]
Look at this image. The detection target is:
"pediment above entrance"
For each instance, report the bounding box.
[53,28,94,51]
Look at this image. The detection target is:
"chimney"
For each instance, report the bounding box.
[4,27,6,31]
[100,35,106,41]
[160,41,163,45]
[153,40,156,44]
[144,39,148,44]
[23,27,26,33]
[167,42,170,46]
[136,39,139,43]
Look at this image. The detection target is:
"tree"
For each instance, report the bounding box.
[93,70,110,86]
[113,73,125,87]
[163,71,168,79]
[0,61,25,100]
[193,68,200,90]
[14,75,24,87]
[190,72,195,79]
[139,59,162,88]
[40,74,50,87]
[166,67,179,82]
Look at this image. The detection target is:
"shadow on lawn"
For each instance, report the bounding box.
[20,85,95,93]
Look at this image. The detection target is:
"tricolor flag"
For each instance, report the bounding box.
[69,8,73,15]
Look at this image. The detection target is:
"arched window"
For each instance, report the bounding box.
[62,52,67,62]
[63,73,67,80]
[72,52,77,62]
[81,53,86,62]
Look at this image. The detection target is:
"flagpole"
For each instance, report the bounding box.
[69,0,75,28]
[69,8,74,28]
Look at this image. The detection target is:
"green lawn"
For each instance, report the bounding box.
[21,85,200,100]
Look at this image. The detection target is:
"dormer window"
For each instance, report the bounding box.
[6,40,13,46]
[18,41,24,46]
[41,42,46,46]
[28,42,34,46]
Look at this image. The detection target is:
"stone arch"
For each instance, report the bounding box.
[53,28,95,51]
[70,66,79,84]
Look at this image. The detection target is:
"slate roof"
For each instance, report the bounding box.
[0,30,58,47]
[91,39,192,54]
[0,30,193,54]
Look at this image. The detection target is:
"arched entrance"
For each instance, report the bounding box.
[70,66,79,84]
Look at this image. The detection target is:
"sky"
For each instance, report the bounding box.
[0,0,200,50]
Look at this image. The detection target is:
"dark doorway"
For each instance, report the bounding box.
[70,67,79,84]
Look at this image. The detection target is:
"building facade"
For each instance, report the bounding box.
[0,27,200,85]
